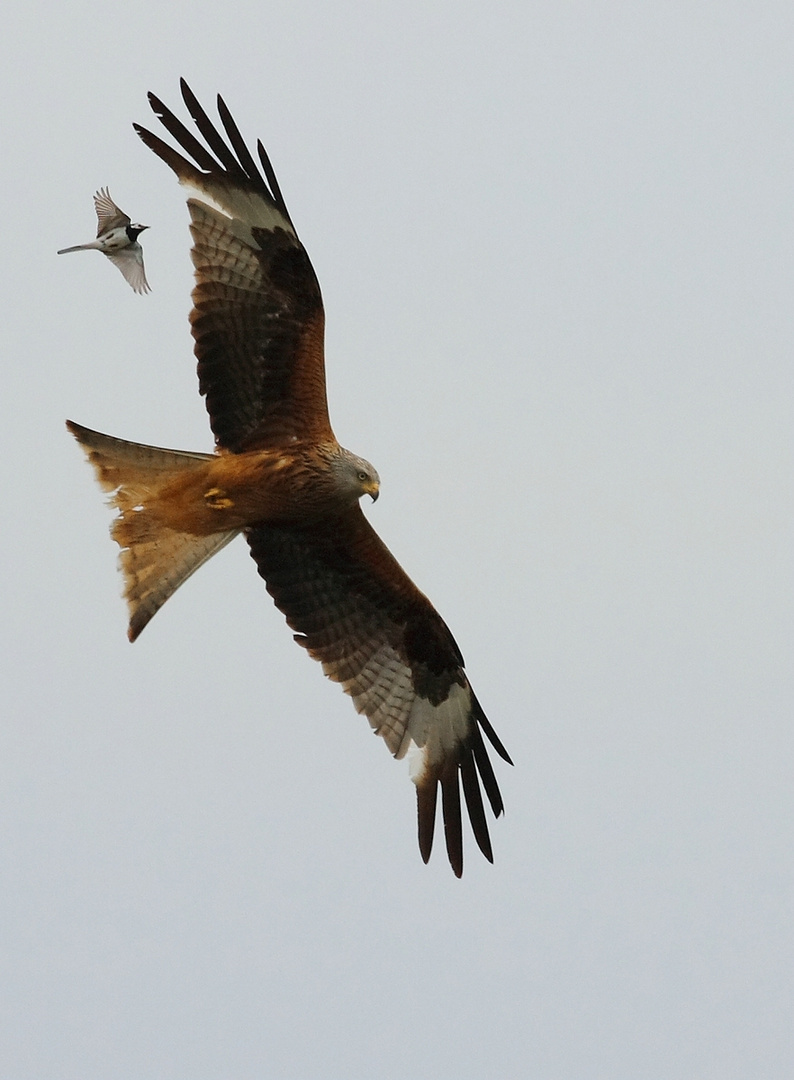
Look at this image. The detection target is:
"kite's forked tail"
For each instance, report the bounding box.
[66,420,239,640]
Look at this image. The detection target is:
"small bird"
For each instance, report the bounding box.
[58,187,150,294]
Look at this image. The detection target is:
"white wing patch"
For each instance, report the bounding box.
[406,682,472,783]
[181,177,296,239]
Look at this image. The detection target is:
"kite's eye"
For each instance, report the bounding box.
[358,471,368,482]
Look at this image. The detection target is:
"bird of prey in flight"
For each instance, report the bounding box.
[58,187,150,294]
[66,80,511,876]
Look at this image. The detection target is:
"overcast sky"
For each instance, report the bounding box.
[2,3,793,1078]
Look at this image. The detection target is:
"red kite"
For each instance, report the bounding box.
[67,81,511,876]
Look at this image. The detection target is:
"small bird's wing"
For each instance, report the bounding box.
[134,80,333,453]
[246,507,512,877]
[93,187,131,234]
[106,246,150,294]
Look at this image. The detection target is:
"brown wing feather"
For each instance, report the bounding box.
[245,507,512,877]
[134,81,332,451]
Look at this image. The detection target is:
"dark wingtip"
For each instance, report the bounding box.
[139,81,281,202]
[472,692,512,766]
[412,693,509,875]
[147,90,167,117]
[460,748,494,863]
[440,758,464,877]
[133,122,162,157]
[416,778,438,865]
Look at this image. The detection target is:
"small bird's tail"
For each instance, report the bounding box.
[57,242,101,254]
[66,421,239,639]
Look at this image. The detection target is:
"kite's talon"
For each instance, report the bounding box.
[204,487,234,510]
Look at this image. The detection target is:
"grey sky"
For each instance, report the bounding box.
[2,2,793,1077]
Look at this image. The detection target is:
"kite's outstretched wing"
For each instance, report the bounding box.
[135,80,332,453]
[247,507,512,877]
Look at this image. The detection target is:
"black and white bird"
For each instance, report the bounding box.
[58,188,150,294]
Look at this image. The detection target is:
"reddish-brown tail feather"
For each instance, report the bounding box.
[66,421,239,638]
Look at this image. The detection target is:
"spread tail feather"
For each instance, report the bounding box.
[66,420,239,639]
[57,243,99,254]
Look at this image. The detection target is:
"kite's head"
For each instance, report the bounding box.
[333,450,380,504]
[359,471,380,502]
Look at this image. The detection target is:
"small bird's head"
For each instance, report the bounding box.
[128,223,149,240]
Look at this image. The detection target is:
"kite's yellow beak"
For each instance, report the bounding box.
[366,480,380,502]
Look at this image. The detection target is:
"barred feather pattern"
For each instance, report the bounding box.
[246,507,512,876]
